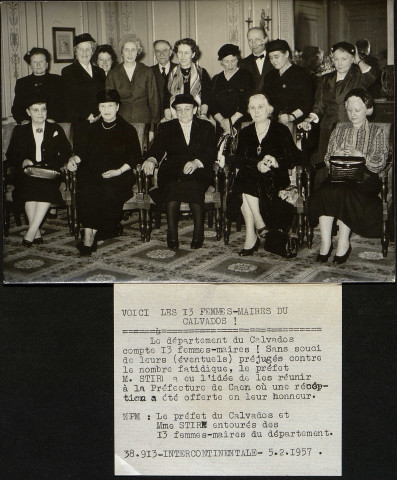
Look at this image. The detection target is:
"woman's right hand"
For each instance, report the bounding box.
[257,159,271,173]
[67,155,81,172]
[22,159,33,168]
[298,118,312,131]
[142,157,157,176]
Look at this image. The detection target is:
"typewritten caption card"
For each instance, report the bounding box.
[114,284,341,476]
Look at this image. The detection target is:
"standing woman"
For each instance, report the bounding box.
[92,44,118,76]
[210,44,254,139]
[67,90,141,256]
[6,95,73,246]
[298,42,376,186]
[106,34,160,150]
[163,38,211,121]
[61,33,106,132]
[12,48,65,125]
[262,39,313,134]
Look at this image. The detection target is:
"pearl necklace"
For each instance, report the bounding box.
[102,121,116,130]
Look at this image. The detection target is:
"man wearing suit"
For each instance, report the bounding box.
[240,27,273,93]
[150,40,177,119]
[61,33,106,127]
[142,93,216,249]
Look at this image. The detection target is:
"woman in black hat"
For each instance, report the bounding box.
[209,43,254,140]
[262,39,313,134]
[61,33,106,129]
[11,47,65,125]
[6,95,73,247]
[142,93,216,249]
[67,89,141,256]
[298,41,376,186]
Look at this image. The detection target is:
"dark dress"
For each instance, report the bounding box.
[209,68,254,137]
[309,121,388,237]
[74,116,141,232]
[145,117,216,205]
[262,64,313,120]
[6,122,73,208]
[11,72,65,123]
[227,121,303,232]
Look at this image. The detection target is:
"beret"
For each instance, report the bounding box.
[74,33,96,47]
[218,43,240,60]
[171,94,199,108]
[266,39,290,54]
[331,42,355,56]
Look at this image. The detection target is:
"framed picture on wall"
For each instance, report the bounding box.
[52,27,75,63]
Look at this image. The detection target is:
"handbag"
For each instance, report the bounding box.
[264,229,298,258]
[24,165,61,180]
[329,156,365,182]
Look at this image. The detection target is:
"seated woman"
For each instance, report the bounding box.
[309,88,388,264]
[6,95,73,246]
[209,43,254,140]
[142,94,216,249]
[227,94,303,256]
[67,89,141,256]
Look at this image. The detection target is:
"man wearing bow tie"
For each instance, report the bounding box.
[240,27,273,93]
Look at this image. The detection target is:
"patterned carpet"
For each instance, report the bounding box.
[3,210,395,284]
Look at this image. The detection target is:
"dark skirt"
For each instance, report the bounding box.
[150,176,210,205]
[309,174,382,238]
[13,173,62,208]
[227,164,296,233]
[76,170,134,232]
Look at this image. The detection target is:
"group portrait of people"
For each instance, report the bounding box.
[5,25,389,265]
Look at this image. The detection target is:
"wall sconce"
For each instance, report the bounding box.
[260,7,272,32]
[245,6,253,29]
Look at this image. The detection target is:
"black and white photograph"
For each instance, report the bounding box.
[1,0,394,284]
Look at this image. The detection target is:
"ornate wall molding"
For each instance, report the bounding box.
[277,0,294,50]
[227,0,240,45]
[105,1,118,47]
[6,2,22,80]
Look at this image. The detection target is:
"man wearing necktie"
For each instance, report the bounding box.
[151,40,178,119]
[240,27,273,93]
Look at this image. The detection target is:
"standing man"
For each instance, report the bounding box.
[151,40,177,119]
[240,27,273,93]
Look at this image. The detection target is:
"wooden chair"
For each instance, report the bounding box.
[303,122,393,256]
[144,163,223,241]
[69,165,150,241]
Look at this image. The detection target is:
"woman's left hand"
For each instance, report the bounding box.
[102,169,122,178]
[183,160,200,174]
[263,155,279,168]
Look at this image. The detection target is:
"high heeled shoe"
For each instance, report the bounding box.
[333,245,352,264]
[316,244,333,263]
[190,239,204,249]
[77,242,93,256]
[167,239,179,250]
[238,238,260,256]
[22,238,33,248]
[256,226,268,239]
[33,237,44,245]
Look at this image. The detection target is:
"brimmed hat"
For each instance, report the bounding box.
[171,94,199,108]
[266,39,290,54]
[331,42,355,56]
[74,33,96,47]
[218,43,240,60]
